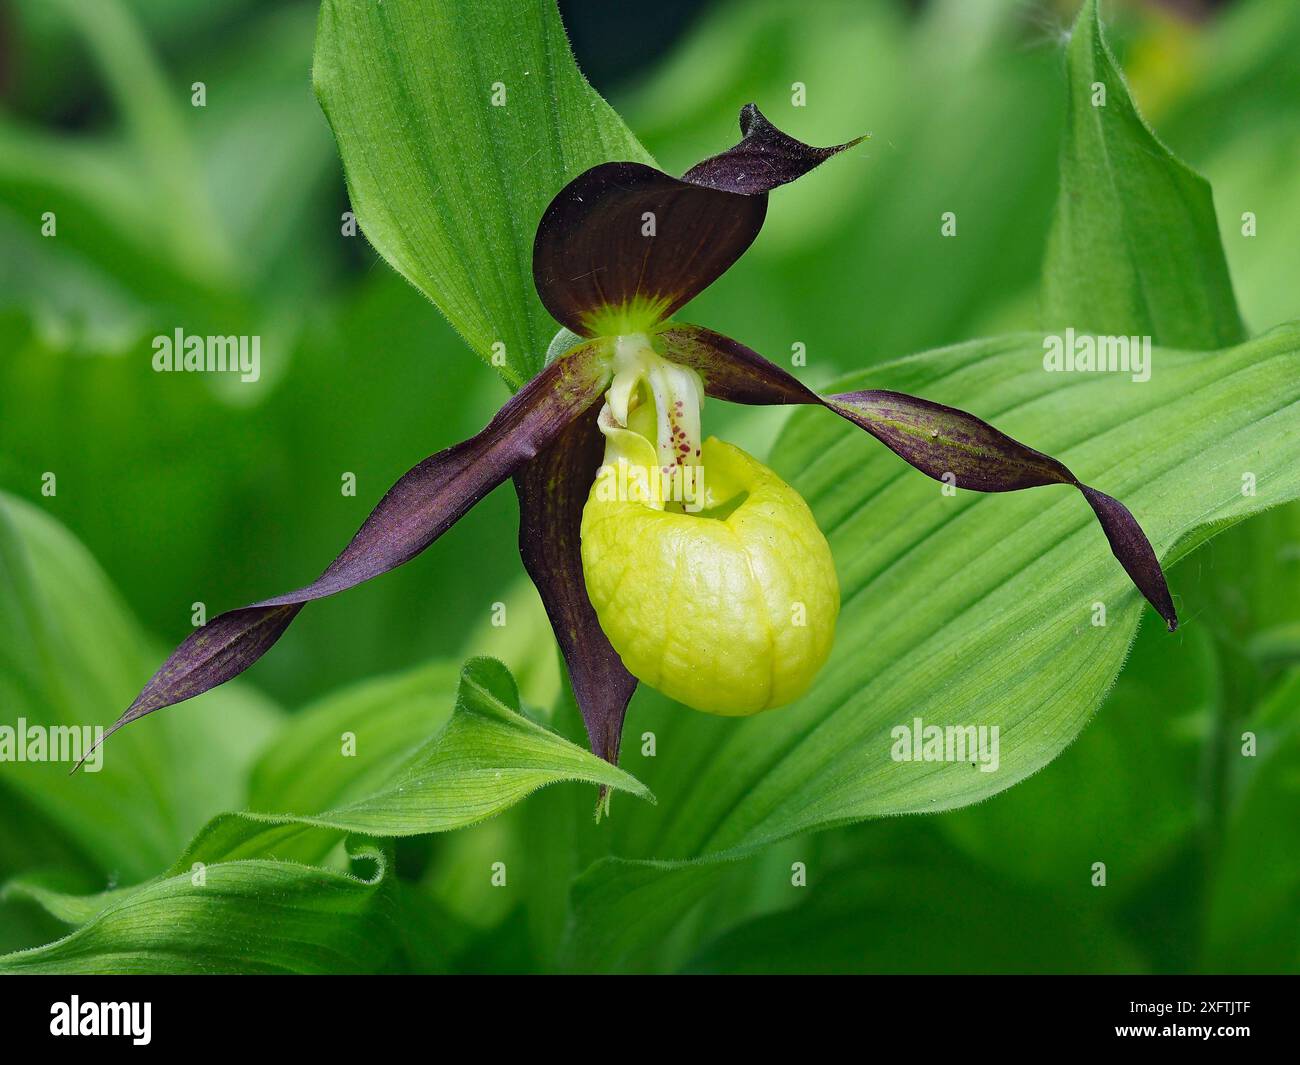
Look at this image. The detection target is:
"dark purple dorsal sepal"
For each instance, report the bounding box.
[532,106,864,337]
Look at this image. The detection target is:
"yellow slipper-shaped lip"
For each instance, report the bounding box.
[581,436,839,716]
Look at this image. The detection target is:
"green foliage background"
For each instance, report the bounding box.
[0,0,1297,973]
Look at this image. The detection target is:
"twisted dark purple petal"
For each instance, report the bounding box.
[658,323,816,405]
[514,407,637,766]
[1078,486,1178,630]
[83,343,614,766]
[533,105,863,336]
[828,389,1071,492]
[659,324,1178,631]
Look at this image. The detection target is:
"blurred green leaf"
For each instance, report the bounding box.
[0,840,395,974]
[37,0,233,282]
[560,856,728,973]
[1157,0,1300,337]
[0,492,280,883]
[558,826,835,974]
[192,4,339,288]
[457,576,564,713]
[2,0,232,291]
[313,0,653,386]
[1204,667,1300,972]
[1042,0,1243,349]
[0,657,645,972]
[1250,621,1300,669]
[0,1,339,369]
[387,880,479,974]
[683,858,1143,974]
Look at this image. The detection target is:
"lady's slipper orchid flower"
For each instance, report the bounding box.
[92,105,1176,776]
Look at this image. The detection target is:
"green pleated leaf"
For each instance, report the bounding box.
[174,657,652,865]
[1041,0,1244,349]
[0,841,396,974]
[0,493,280,883]
[248,660,462,816]
[313,0,653,386]
[936,622,1215,898]
[562,624,1219,972]
[0,658,648,973]
[601,323,1300,869]
[2,876,138,928]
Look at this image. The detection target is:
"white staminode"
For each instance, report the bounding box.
[595,333,707,512]
[601,333,704,468]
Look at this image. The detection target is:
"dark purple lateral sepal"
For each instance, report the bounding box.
[532,106,863,337]
[514,407,637,766]
[81,343,615,767]
[658,324,1178,632]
